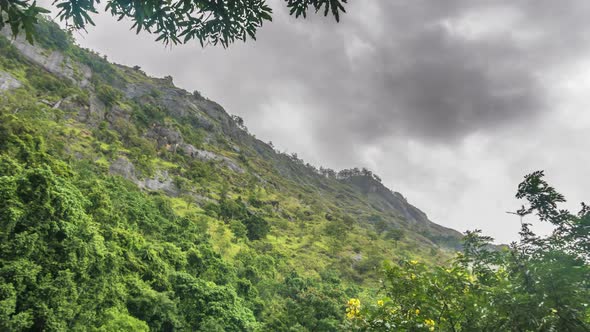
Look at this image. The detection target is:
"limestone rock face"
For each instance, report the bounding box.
[105,105,132,124]
[142,125,245,173]
[0,71,21,91]
[146,125,183,149]
[109,157,137,181]
[109,157,179,196]
[343,175,430,225]
[137,170,179,196]
[1,28,92,87]
[179,143,244,173]
[125,82,215,131]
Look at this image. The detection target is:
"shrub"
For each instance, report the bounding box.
[96,85,122,107]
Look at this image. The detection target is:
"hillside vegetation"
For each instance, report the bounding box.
[2,21,587,332]
[0,21,461,331]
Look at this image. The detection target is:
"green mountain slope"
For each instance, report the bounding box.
[0,21,462,331]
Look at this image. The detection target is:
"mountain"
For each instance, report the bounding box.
[0,21,462,331]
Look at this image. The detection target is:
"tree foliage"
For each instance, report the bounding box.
[3,24,587,331]
[347,171,590,331]
[0,108,264,330]
[2,0,348,46]
[0,0,50,43]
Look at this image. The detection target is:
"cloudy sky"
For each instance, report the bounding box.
[49,0,590,243]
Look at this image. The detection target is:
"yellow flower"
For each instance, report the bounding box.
[415,309,420,315]
[377,300,384,307]
[410,273,416,280]
[410,260,419,265]
[348,298,361,307]
[346,298,361,320]
[424,319,436,332]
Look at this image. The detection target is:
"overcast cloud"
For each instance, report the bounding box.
[52,0,590,243]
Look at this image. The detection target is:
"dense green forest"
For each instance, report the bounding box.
[0,21,588,331]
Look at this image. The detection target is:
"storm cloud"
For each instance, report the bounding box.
[130,0,588,158]
[287,0,586,142]
[58,0,590,242]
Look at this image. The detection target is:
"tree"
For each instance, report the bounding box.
[2,0,348,47]
[0,0,50,43]
[231,114,247,131]
[346,171,590,331]
[96,84,122,107]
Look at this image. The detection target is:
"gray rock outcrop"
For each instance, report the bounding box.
[138,170,179,196]
[1,28,92,87]
[0,71,22,91]
[109,157,179,196]
[109,157,137,181]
